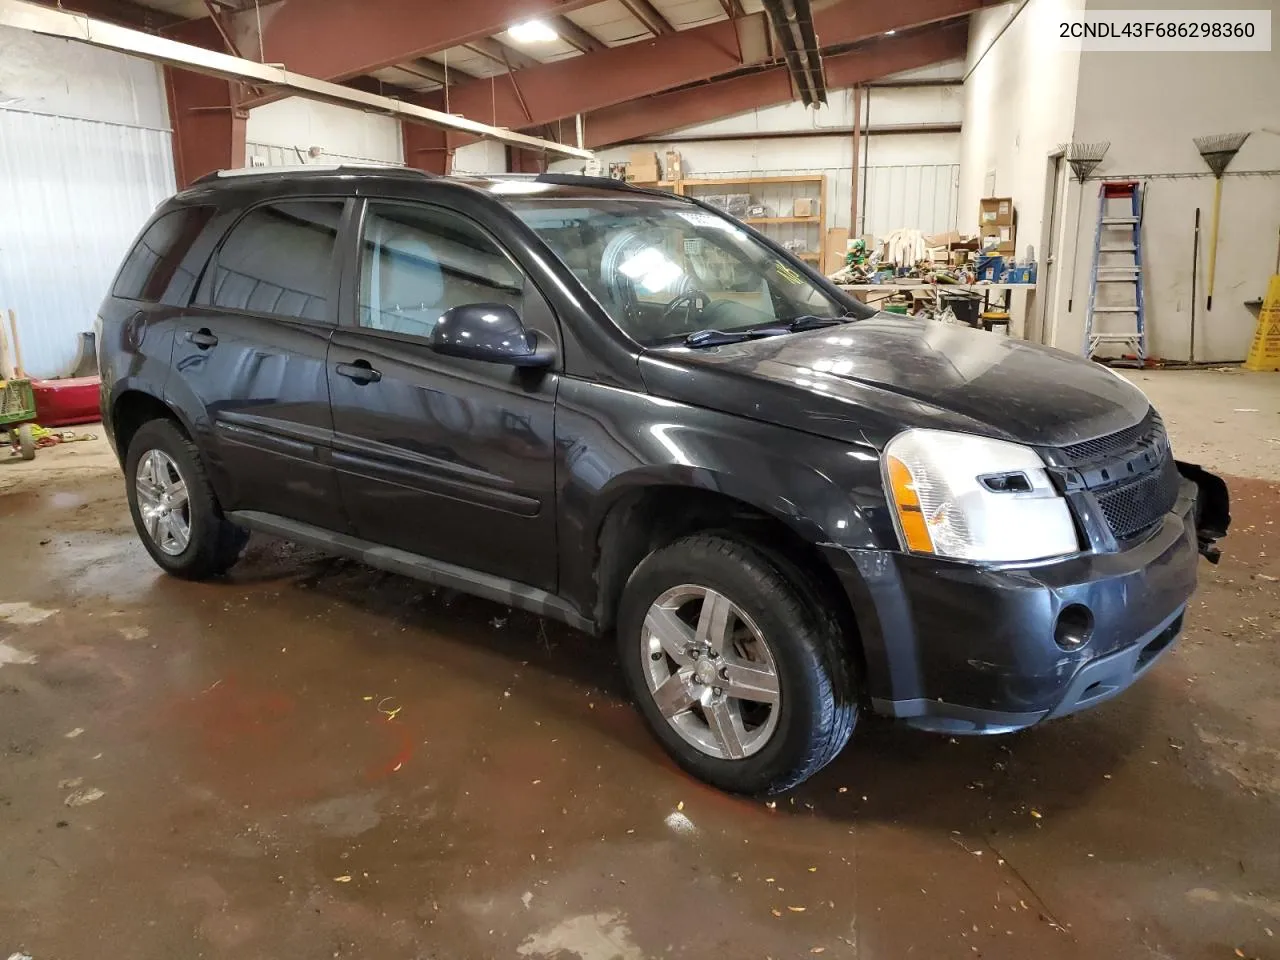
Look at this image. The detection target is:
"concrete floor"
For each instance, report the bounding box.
[1,370,1278,960]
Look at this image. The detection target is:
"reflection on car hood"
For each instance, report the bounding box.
[638,315,1150,448]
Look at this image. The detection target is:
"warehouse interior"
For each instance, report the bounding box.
[1,0,1278,957]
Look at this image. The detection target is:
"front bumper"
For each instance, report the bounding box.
[824,477,1209,734]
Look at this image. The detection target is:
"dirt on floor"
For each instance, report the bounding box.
[0,371,1277,960]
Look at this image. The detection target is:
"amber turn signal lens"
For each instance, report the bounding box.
[887,455,934,553]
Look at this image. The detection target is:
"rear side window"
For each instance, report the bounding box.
[207,200,343,322]
[112,205,215,304]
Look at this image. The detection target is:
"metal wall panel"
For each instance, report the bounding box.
[861,163,960,241]
[679,163,959,239]
[0,107,175,378]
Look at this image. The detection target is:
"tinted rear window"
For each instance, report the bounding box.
[206,200,343,322]
[112,205,215,304]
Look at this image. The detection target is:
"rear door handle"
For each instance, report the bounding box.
[335,360,382,385]
[186,328,218,349]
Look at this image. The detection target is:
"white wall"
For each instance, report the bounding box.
[246,97,403,166]
[1047,0,1280,362]
[0,26,175,378]
[958,0,1085,256]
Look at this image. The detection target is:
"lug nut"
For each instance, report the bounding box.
[651,652,662,661]
[708,650,719,659]
[712,687,724,697]
[689,649,700,660]
[718,666,728,680]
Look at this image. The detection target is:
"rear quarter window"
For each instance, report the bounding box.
[112,205,215,305]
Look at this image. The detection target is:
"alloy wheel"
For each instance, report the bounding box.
[641,584,781,760]
[135,448,191,556]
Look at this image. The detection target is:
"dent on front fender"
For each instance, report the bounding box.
[1176,460,1230,563]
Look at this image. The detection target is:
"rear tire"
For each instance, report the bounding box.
[125,418,247,580]
[617,533,857,795]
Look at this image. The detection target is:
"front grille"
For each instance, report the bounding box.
[1061,408,1163,466]
[1094,456,1181,540]
[1060,408,1180,542]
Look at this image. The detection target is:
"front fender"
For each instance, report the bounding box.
[553,377,891,615]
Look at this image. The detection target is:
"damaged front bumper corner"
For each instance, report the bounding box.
[1176,460,1230,563]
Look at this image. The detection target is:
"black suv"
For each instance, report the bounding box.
[98,166,1228,794]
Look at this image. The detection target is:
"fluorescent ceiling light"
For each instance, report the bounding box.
[509,20,558,43]
[884,29,896,35]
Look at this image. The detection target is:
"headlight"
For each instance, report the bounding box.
[883,429,1079,563]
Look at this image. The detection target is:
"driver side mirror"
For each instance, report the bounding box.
[430,303,557,368]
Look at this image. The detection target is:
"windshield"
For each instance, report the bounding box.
[508,197,865,346]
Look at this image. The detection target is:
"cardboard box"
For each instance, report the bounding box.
[626,160,661,184]
[793,197,819,218]
[824,227,850,274]
[629,150,658,167]
[980,197,1015,227]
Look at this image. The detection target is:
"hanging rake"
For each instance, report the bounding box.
[1059,141,1110,312]
[1193,132,1250,311]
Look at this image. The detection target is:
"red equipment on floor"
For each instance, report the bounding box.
[32,376,101,427]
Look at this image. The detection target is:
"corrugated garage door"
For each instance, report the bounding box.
[0,27,175,379]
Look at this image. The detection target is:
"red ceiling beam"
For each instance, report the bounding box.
[436,0,981,148]
[233,0,600,87]
[432,15,763,138]
[582,23,968,147]
[164,19,247,187]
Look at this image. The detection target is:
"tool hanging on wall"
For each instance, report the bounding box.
[1190,208,1201,362]
[1058,141,1110,313]
[1192,132,1250,311]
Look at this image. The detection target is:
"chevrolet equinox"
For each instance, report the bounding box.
[98,167,1229,794]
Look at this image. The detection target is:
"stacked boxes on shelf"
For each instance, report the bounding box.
[979,197,1017,256]
[626,150,661,184]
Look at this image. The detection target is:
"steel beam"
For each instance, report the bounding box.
[234,0,600,87]
[0,0,591,159]
[164,19,245,187]
[619,0,674,35]
[465,36,538,71]
[583,23,968,147]
[432,0,982,148]
[554,15,605,52]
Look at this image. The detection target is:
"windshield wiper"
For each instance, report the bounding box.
[783,315,847,331]
[681,329,757,347]
[679,315,849,348]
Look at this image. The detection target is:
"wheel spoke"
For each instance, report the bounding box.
[721,659,780,704]
[645,604,695,664]
[142,508,160,540]
[165,480,188,509]
[704,697,747,759]
[167,515,190,553]
[695,589,734,654]
[651,669,697,719]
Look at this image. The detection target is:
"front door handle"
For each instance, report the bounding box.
[186,328,218,349]
[335,360,382,385]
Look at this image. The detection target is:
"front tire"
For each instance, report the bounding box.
[617,534,857,795]
[125,418,247,579]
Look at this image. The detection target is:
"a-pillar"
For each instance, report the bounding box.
[163,20,246,188]
[403,123,453,175]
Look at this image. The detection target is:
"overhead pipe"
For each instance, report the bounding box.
[790,0,827,106]
[759,0,816,105]
[0,0,592,160]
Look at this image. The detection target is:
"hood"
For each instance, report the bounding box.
[638,315,1149,449]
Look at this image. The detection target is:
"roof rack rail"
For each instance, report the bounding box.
[190,163,436,186]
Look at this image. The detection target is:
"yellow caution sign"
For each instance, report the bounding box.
[1244,275,1280,372]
